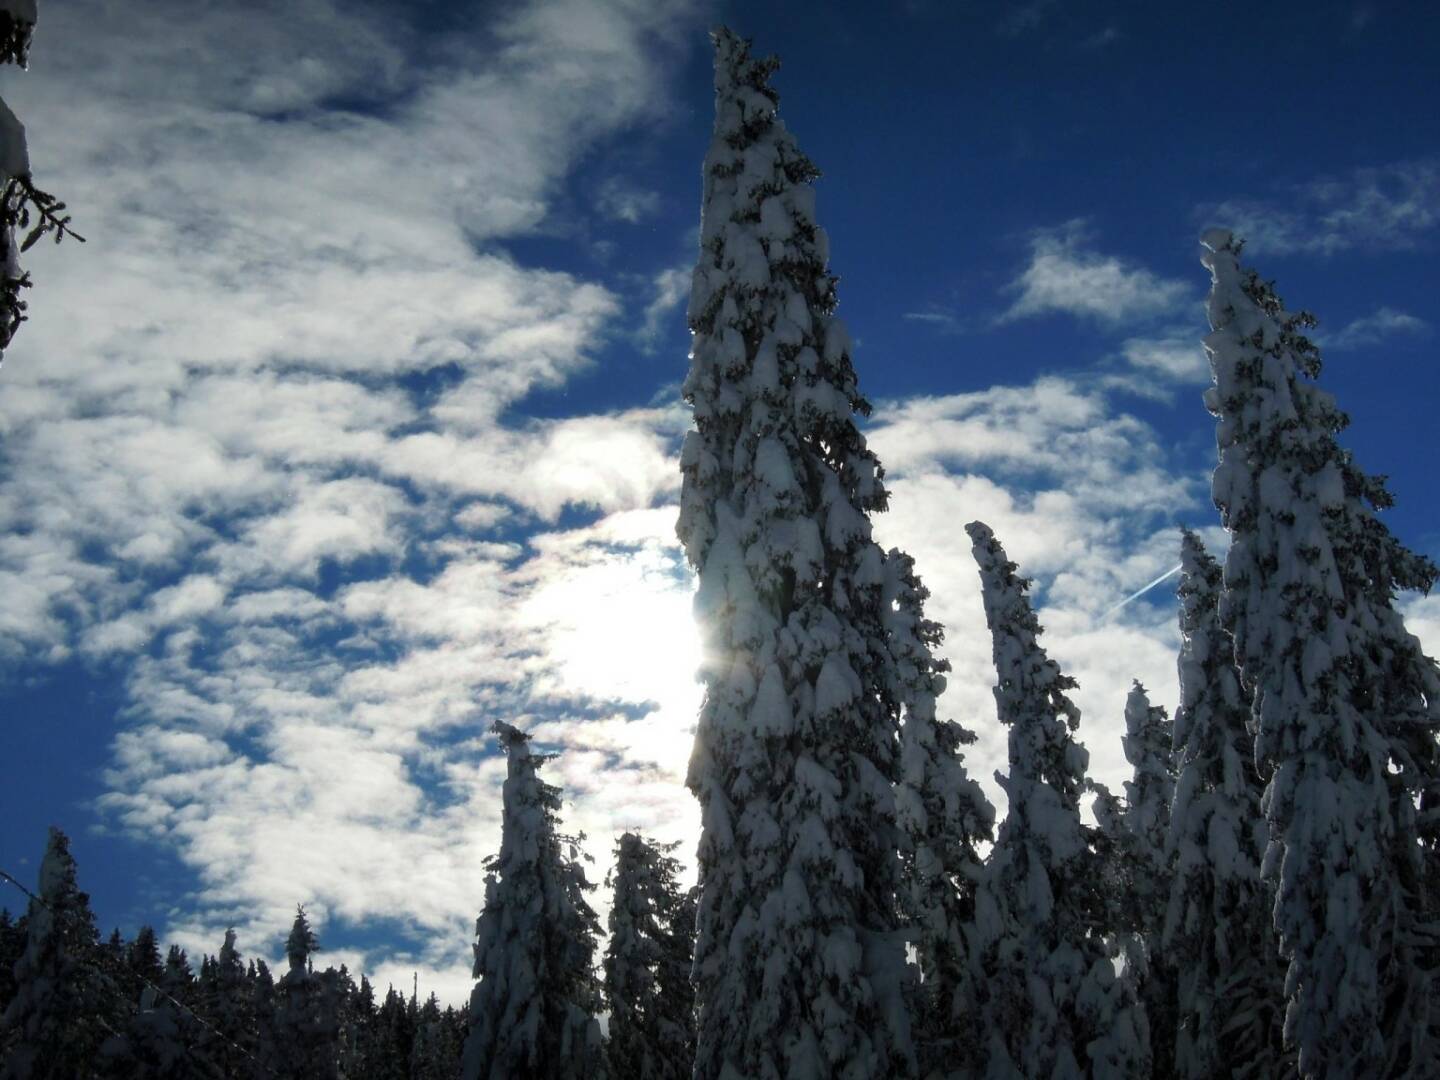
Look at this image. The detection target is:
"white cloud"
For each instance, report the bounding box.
[1203,159,1440,256]
[639,265,691,352]
[1325,306,1429,350]
[1000,221,1191,325]
[597,176,661,223]
[1120,331,1209,383]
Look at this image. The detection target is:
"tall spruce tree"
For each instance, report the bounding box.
[678,27,923,1078]
[1164,529,1287,1078]
[886,549,995,1077]
[965,522,1149,1079]
[1,828,119,1080]
[603,833,696,1080]
[1202,230,1440,1077]
[461,721,605,1080]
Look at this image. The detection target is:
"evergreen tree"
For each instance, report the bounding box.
[1202,229,1440,1077]
[1,828,120,1080]
[124,927,165,1000]
[1118,682,1178,1079]
[965,522,1149,1079]
[1164,529,1287,1078]
[365,983,414,1080]
[195,928,258,1076]
[678,27,924,1078]
[886,550,995,1077]
[603,833,697,1080]
[461,721,605,1080]
[270,906,339,1080]
[0,910,25,1052]
[410,992,461,1080]
[0,0,83,361]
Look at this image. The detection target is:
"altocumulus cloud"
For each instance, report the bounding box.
[1,0,705,994]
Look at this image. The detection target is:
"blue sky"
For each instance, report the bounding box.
[1,0,1436,1002]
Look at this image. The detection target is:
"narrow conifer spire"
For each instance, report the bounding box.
[1,828,119,1080]
[678,25,925,1079]
[461,721,604,1080]
[1118,681,1178,1076]
[1202,230,1440,1077]
[603,833,696,1080]
[1164,529,1287,1077]
[966,521,1149,1079]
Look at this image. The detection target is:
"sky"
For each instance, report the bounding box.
[1,0,1437,1005]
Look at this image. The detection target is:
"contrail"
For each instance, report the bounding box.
[1102,563,1183,619]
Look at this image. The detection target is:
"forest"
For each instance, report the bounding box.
[2,11,1438,1080]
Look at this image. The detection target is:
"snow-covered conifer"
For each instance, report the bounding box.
[1203,230,1440,1077]
[0,0,82,362]
[269,906,340,1080]
[1116,682,1177,1078]
[1163,529,1287,1078]
[195,928,257,1076]
[886,549,995,1076]
[461,721,605,1080]
[410,992,462,1080]
[679,27,926,1078]
[1,828,119,1080]
[603,832,696,1080]
[965,522,1149,1079]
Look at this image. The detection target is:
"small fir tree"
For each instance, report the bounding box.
[1,828,120,1080]
[270,906,340,1080]
[965,522,1149,1079]
[461,721,605,1080]
[603,833,697,1080]
[1163,529,1287,1078]
[1202,230,1440,1077]
[194,928,258,1076]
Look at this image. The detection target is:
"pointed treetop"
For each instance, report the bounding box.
[286,905,318,973]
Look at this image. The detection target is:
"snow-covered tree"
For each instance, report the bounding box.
[0,0,82,362]
[410,992,462,1080]
[603,832,696,1080]
[195,928,257,1076]
[965,522,1149,1079]
[1163,529,1287,1078]
[461,721,605,1080]
[1,828,119,1080]
[886,549,995,1077]
[1203,229,1440,1077]
[1116,682,1178,1077]
[679,26,924,1078]
[269,906,340,1080]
